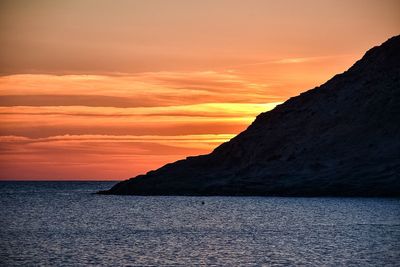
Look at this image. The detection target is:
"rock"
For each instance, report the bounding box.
[98,35,400,196]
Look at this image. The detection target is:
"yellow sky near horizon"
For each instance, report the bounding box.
[0,0,399,180]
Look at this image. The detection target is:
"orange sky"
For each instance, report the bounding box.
[0,0,399,180]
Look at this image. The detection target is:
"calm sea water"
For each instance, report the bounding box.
[0,181,399,266]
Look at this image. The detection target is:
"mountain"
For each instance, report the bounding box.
[99,36,400,196]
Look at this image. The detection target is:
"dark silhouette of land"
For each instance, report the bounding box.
[99,36,400,196]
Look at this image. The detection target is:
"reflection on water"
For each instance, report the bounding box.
[0,181,399,266]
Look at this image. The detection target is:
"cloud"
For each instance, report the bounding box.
[0,73,284,108]
[0,133,236,180]
[0,101,280,141]
[0,119,250,138]
[0,95,158,108]
[0,102,280,117]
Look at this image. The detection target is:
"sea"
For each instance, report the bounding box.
[0,181,399,266]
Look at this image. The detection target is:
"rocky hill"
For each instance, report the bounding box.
[99,36,400,196]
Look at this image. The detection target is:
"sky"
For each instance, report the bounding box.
[0,0,399,180]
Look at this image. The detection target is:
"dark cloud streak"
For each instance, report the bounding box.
[0,95,162,108]
[0,121,248,138]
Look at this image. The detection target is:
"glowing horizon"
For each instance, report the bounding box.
[0,0,399,180]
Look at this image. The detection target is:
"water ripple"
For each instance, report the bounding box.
[0,182,399,266]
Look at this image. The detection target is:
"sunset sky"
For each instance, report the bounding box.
[0,0,399,180]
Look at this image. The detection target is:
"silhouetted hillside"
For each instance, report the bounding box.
[99,36,400,196]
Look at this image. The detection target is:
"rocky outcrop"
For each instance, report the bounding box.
[99,35,400,196]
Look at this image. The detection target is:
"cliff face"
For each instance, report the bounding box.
[99,36,400,196]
